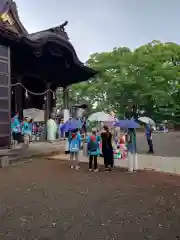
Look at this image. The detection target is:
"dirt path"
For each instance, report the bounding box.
[0,159,180,239]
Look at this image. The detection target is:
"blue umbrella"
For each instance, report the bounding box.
[61,119,82,132]
[113,120,140,129]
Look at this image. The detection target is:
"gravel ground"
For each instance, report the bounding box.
[0,159,180,239]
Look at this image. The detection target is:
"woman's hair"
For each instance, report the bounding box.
[103,125,109,132]
[102,125,110,139]
[72,128,78,133]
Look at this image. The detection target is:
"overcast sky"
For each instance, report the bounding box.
[15,0,180,62]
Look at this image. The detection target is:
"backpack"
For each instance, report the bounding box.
[69,133,80,152]
[88,135,98,152]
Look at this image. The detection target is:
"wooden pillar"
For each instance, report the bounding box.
[51,91,56,115]
[63,86,69,109]
[44,82,51,123]
[63,86,70,122]
[15,76,23,120]
[0,44,11,148]
[44,82,52,140]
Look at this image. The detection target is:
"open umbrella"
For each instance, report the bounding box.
[88,111,116,122]
[138,117,155,126]
[113,120,140,129]
[62,119,81,132]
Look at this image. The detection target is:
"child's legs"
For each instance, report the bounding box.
[24,134,30,148]
[74,152,79,166]
[89,155,93,169]
[93,155,98,169]
[70,152,74,162]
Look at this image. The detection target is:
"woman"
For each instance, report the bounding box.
[101,125,114,171]
[11,112,21,146]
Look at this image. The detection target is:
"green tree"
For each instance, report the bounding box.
[57,41,180,123]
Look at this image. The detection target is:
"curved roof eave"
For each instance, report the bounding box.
[23,31,82,65]
[0,27,98,78]
[22,32,98,76]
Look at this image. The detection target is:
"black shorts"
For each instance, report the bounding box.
[12,132,21,143]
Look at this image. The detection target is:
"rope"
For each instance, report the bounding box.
[11,82,69,96]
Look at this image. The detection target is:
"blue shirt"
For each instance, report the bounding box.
[145,124,152,138]
[68,132,81,152]
[86,135,100,156]
[11,116,21,133]
[22,122,31,135]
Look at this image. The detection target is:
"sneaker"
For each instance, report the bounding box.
[94,169,99,172]
[70,165,74,169]
[89,169,93,172]
[75,166,80,170]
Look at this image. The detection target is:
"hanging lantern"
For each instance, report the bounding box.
[53,92,56,99]
[44,95,47,101]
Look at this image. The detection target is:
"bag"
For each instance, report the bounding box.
[88,136,98,152]
[69,134,79,152]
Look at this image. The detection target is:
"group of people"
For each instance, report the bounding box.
[11,113,32,147]
[68,125,115,172]
[68,122,154,172]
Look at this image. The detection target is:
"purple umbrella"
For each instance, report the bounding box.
[113,120,139,129]
[61,119,82,132]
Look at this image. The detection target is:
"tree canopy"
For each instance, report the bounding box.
[57,40,180,123]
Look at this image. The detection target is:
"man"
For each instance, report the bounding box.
[127,128,137,172]
[145,124,154,154]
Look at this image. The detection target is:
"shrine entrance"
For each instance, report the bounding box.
[0,1,96,148]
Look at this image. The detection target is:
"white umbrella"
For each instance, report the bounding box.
[138,116,155,126]
[88,111,115,122]
[23,108,44,122]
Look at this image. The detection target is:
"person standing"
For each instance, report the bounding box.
[87,129,100,172]
[145,124,154,153]
[127,128,137,172]
[68,129,81,170]
[22,117,31,148]
[59,120,64,140]
[11,112,21,147]
[46,115,57,143]
[101,125,114,171]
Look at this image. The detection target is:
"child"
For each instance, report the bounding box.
[86,129,100,172]
[22,117,31,148]
[119,134,127,159]
[68,129,81,170]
